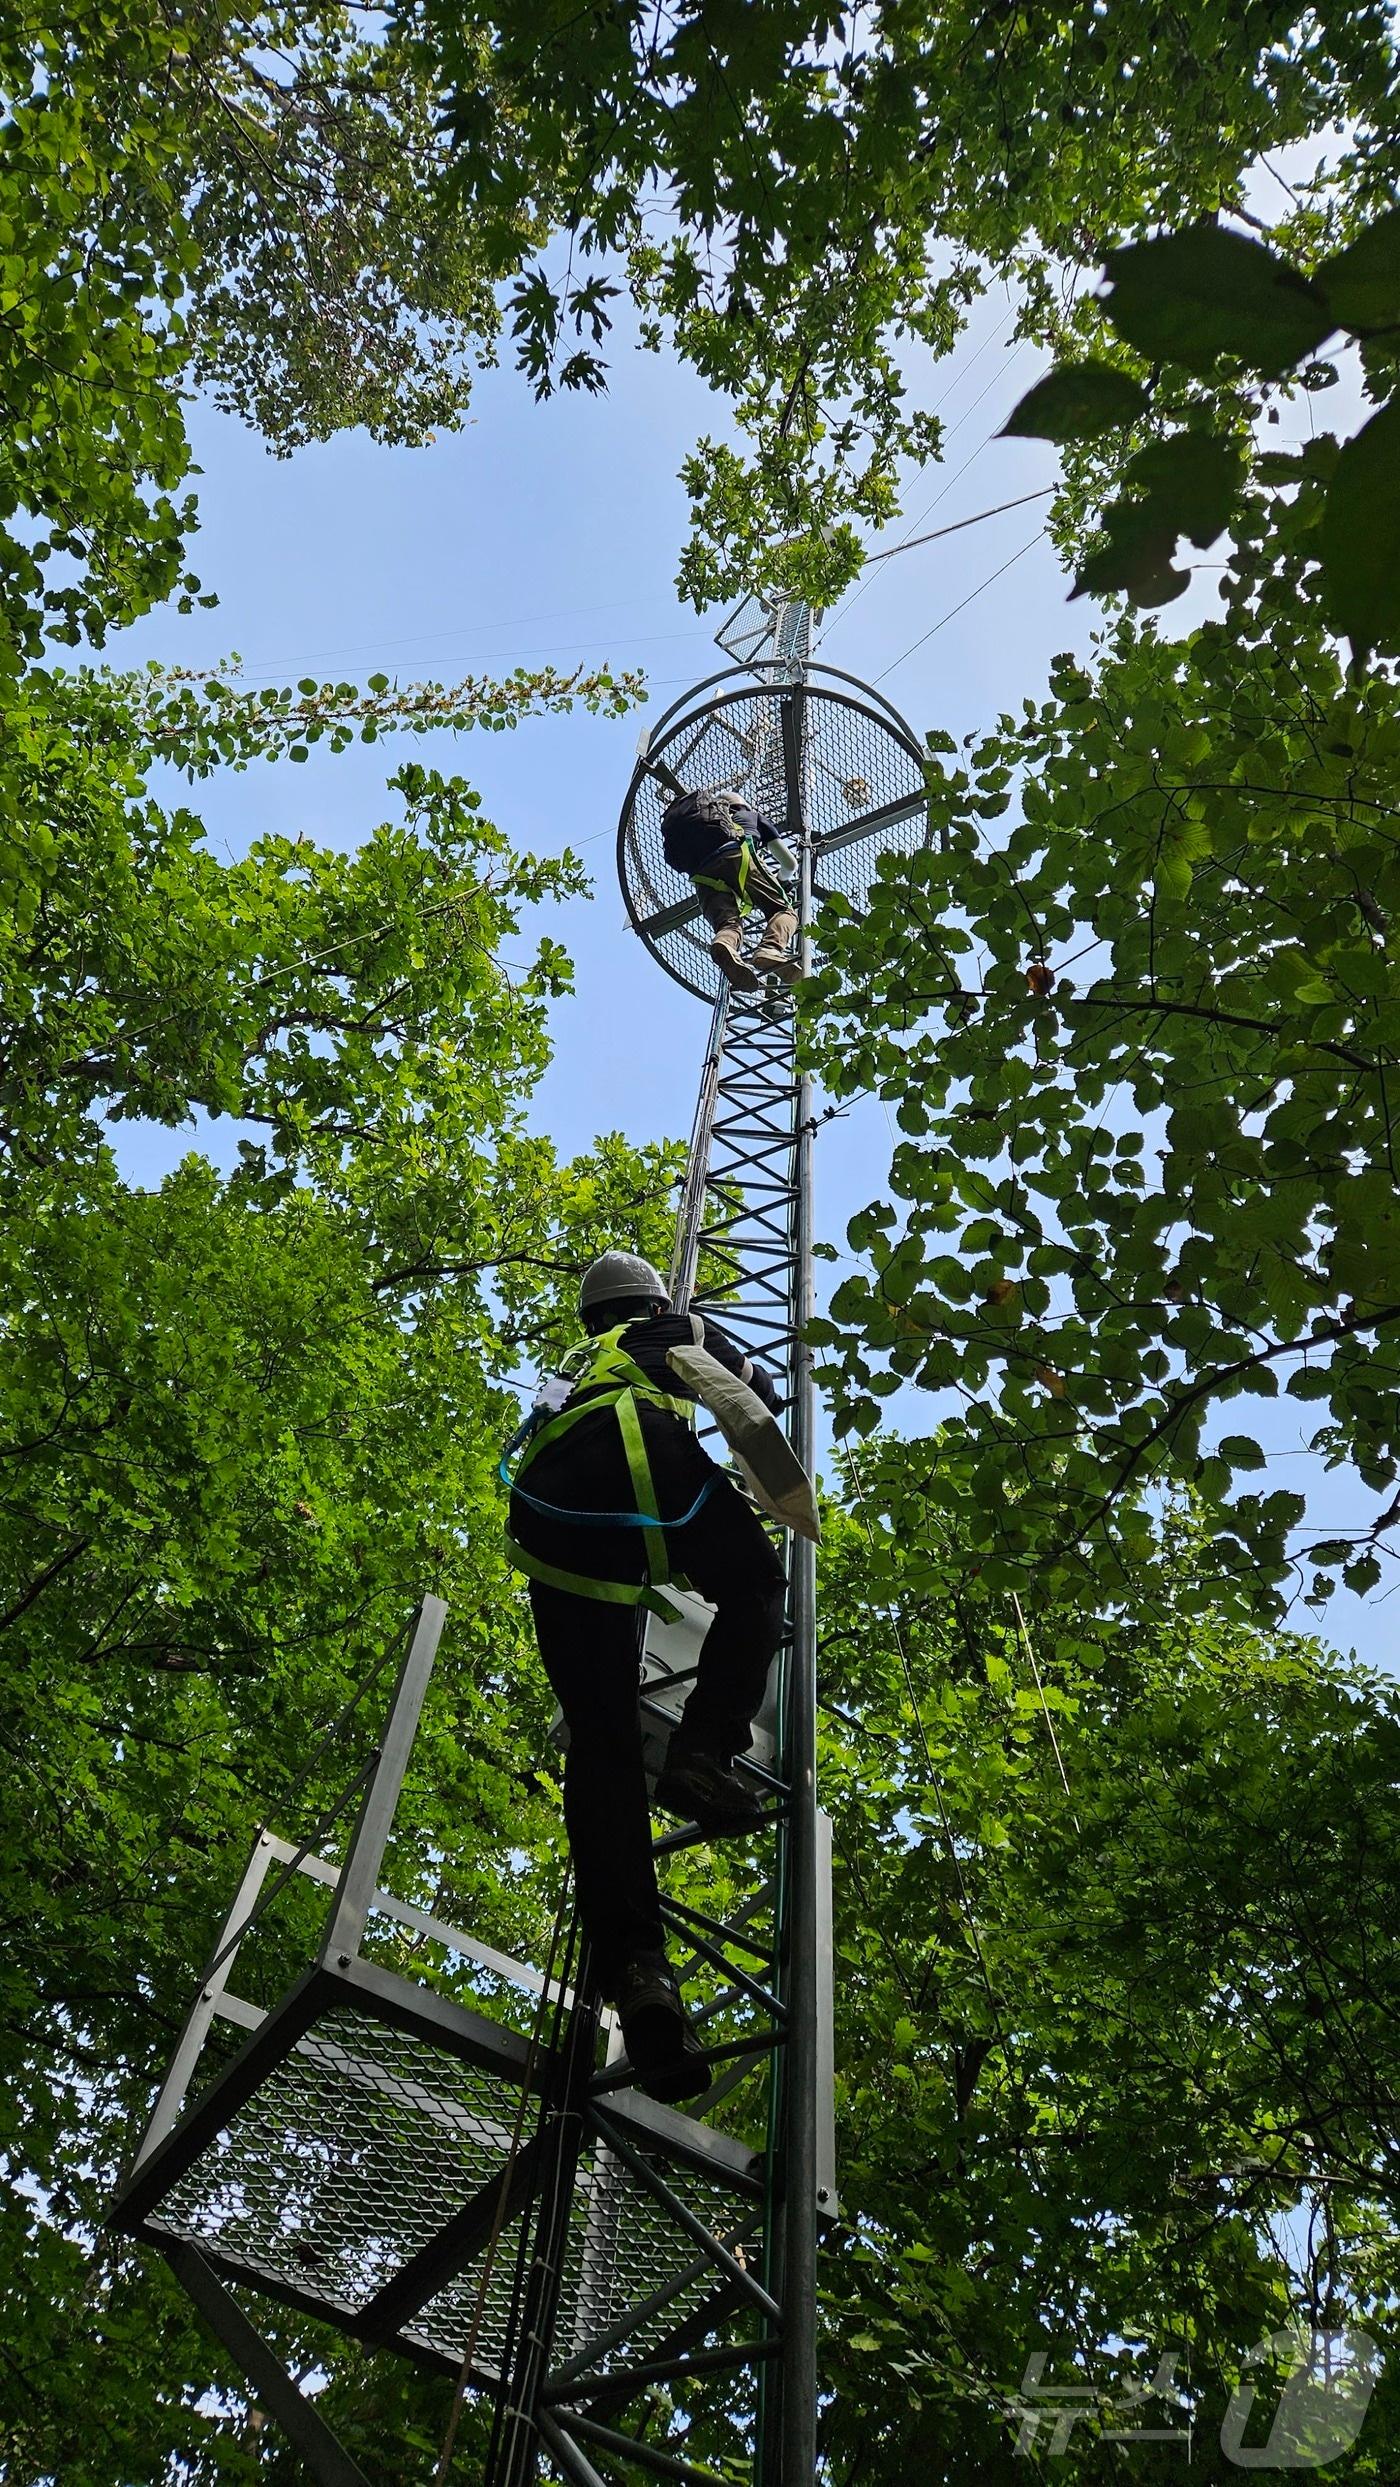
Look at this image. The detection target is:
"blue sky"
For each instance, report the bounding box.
[105,285,1100,1192]
[99,283,1395,1672]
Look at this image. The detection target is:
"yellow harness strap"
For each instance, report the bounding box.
[503,1324,697,1620]
[692,835,755,905]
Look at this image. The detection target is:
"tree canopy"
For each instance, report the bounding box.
[807,509,1400,1617]
[7,0,1399,660]
[0,656,682,2478]
[5,0,1400,2477]
[410,0,1400,602]
[816,1466,1400,2479]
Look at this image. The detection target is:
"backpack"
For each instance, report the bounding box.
[661,787,744,876]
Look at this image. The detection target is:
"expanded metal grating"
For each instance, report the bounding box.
[619,667,928,1001]
[146,2007,526,2331]
[716,593,811,673]
[413,2136,753,2382]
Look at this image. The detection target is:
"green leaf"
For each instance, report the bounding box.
[1120,432,1247,548]
[1315,207,1400,335]
[1071,499,1189,607]
[1319,397,1400,659]
[1219,1435,1267,1470]
[1101,225,1334,379]
[1001,361,1150,442]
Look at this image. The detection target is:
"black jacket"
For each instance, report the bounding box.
[661,789,782,878]
[510,1312,780,1579]
[571,1311,778,1417]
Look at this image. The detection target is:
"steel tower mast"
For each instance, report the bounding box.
[108,595,929,2487]
[611,589,931,2481]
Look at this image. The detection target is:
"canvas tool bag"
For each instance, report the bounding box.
[667,1317,821,1544]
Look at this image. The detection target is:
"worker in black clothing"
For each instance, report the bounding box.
[661,783,800,994]
[505,1251,788,2104]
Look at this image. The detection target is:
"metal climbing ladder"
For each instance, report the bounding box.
[107,594,929,2484]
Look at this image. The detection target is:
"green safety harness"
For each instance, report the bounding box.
[691,833,757,907]
[501,1325,714,1621]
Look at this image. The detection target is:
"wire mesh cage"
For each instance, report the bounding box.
[618,663,929,1000]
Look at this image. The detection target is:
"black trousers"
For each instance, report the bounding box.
[693,848,795,940]
[528,1476,787,1992]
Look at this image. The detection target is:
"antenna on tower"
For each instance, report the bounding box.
[713,589,813,678]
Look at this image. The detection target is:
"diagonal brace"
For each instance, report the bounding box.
[163,2242,374,2487]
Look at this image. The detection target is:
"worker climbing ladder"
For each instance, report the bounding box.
[107,595,930,2484]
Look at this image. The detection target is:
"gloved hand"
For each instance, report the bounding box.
[766,836,798,878]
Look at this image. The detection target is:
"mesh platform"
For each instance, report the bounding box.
[145,2005,529,2343]
[619,667,928,1000]
[126,1969,763,2395]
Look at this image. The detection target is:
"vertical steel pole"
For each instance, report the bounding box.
[319,1595,446,1968]
[778,687,821,2485]
[486,597,833,2487]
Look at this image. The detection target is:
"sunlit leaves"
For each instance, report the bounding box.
[1009,205,1400,641]
[808,549,1400,1614]
[414,0,1400,606]
[0,666,682,2470]
[815,1487,1400,2481]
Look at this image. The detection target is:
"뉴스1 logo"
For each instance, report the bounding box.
[1008,2327,1379,2466]
[1219,2327,1379,2470]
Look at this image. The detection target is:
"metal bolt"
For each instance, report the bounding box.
[337,1952,351,1968]
[817,2187,830,2204]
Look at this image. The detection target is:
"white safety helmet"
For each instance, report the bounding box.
[578,1251,670,1316]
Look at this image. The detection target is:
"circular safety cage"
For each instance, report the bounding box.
[617,662,930,1001]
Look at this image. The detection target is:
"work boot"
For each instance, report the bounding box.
[614,1952,712,2106]
[751,938,801,986]
[655,1744,767,1836]
[709,925,761,994]
[752,909,800,983]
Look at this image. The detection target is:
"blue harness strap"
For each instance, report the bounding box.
[500,1324,716,1616]
[502,1469,715,1530]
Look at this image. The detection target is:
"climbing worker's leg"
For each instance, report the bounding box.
[528,1584,662,1984]
[528,1583,711,2103]
[747,852,800,984]
[654,1476,788,1835]
[695,869,761,994]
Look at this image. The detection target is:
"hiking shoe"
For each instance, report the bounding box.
[710,934,761,994]
[655,1745,767,1836]
[751,940,800,985]
[614,1952,712,2106]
